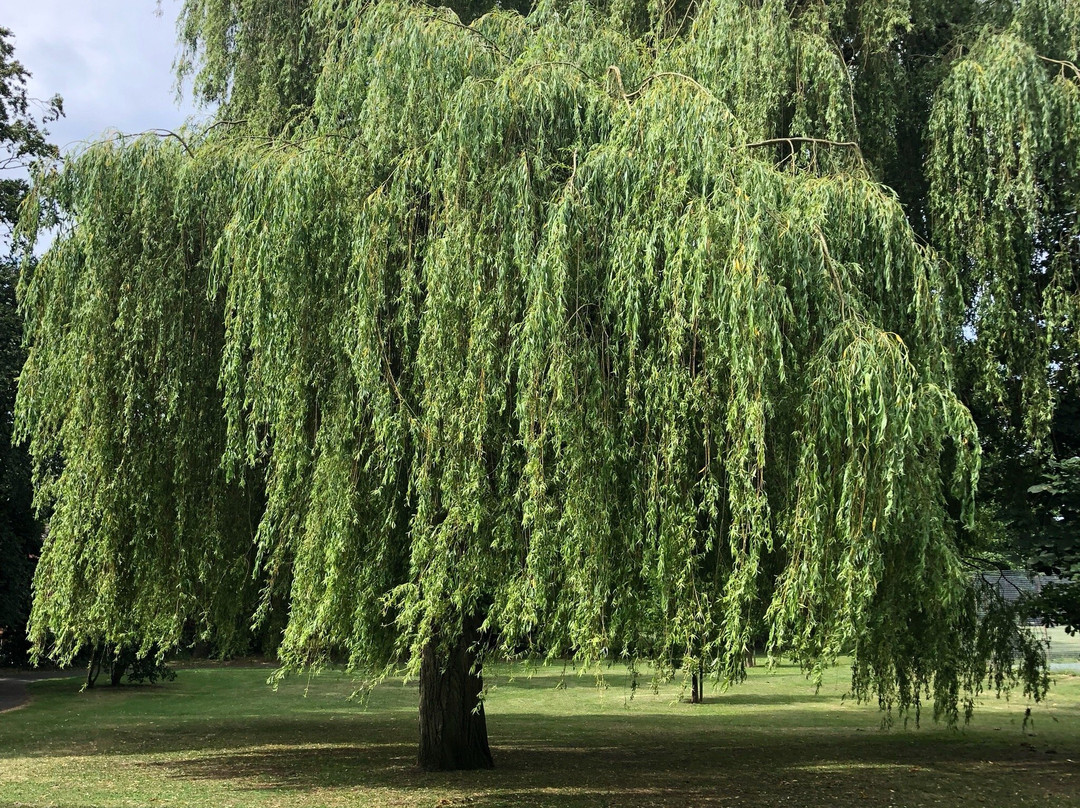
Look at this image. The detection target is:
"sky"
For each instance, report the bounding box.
[6,0,205,159]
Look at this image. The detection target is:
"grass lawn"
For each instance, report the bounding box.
[1,660,1077,808]
[1042,626,1080,662]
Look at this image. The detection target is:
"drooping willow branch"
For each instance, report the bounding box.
[426,13,510,61]
[136,129,196,157]
[744,137,861,151]
[524,61,596,81]
[1037,54,1080,80]
[50,128,201,162]
[625,71,718,102]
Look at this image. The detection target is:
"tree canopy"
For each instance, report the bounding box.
[15,0,1077,767]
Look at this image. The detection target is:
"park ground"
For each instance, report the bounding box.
[0,652,1078,808]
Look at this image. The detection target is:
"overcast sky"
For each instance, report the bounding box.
[7,1,205,158]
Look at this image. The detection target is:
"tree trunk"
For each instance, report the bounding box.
[417,614,493,771]
[85,646,102,689]
[110,645,134,686]
[688,656,705,704]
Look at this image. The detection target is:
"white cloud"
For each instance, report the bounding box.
[6,0,204,158]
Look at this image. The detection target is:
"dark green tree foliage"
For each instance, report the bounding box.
[0,26,61,665]
[83,641,177,688]
[0,262,37,664]
[16,0,1073,767]
[1025,453,1080,633]
[980,392,1080,634]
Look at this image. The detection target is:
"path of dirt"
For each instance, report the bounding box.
[0,670,79,713]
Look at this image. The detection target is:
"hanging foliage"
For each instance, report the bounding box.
[928,0,1080,441]
[17,0,1072,769]
[18,142,262,659]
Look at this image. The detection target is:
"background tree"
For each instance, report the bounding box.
[1023,451,1080,633]
[0,25,60,666]
[921,1,1080,631]
[17,0,1072,770]
[974,384,1080,634]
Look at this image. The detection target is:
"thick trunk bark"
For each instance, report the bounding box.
[417,615,494,771]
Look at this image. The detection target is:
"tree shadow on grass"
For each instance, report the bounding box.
[8,671,1078,807]
[140,717,1079,808]
[691,692,838,706]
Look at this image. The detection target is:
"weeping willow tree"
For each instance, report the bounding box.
[15,0,1076,770]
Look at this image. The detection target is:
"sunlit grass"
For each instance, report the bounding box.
[1,660,1077,807]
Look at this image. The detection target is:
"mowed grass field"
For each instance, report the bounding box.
[0,660,1077,808]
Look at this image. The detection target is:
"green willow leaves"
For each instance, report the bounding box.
[18,0,1072,719]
